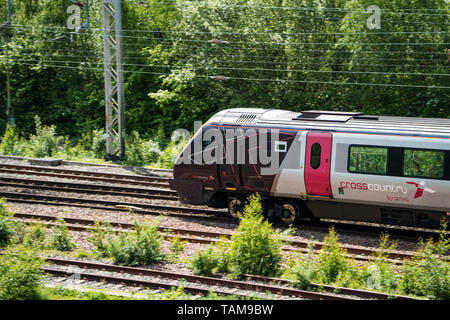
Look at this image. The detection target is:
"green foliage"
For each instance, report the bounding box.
[292,242,318,290]
[124,131,161,167]
[305,227,351,284]
[0,198,24,246]
[289,225,450,299]
[0,124,21,155]
[167,236,187,263]
[189,194,289,278]
[0,245,45,300]
[22,222,48,249]
[189,244,223,277]
[0,200,13,246]
[364,233,399,293]
[50,217,75,252]
[349,146,388,174]
[399,222,450,299]
[28,116,64,158]
[158,135,188,169]
[38,286,135,300]
[1,0,449,144]
[228,194,287,278]
[88,220,112,257]
[88,217,164,266]
[403,149,445,179]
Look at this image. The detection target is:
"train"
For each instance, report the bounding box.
[169,108,450,229]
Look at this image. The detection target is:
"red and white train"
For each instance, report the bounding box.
[169,108,450,229]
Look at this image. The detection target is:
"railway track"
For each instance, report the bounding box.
[0,186,444,241]
[12,211,439,265]
[0,176,178,201]
[1,163,446,241]
[43,256,419,300]
[0,163,170,188]
[0,155,173,175]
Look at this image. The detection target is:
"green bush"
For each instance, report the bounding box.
[28,116,64,158]
[0,199,25,246]
[0,124,20,155]
[124,131,161,167]
[50,218,75,251]
[229,194,289,278]
[0,245,45,300]
[189,244,221,276]
[292,227,364,289]
[167,236,187,263]
[0,199,13,245]
[158,136,188,169]
[400,223,450,299]
[23,222,48,249]
[189,194,290,278]
[88,217,164,266]
[363,233,399,293]
[315,226,352,283]
[88,220,112,257]
[292,242,319,290]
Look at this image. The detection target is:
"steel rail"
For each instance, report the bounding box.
[43,256,356,300]
[0,155,173,174]
[241,274,421,300]
[0,176,178,200]
[13,211,438,264]
[0,191,216,215]
[0,164,169,188]
[0,162,444,241]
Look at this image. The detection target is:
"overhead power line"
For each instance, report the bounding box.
[9,24,450,37]
[12,58,449,77]
[13,61,450,89]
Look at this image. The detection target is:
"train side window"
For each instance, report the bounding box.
[349,146,387,174]
[403,149,444,179]
[310,143,321,169]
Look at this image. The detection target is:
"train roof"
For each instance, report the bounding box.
[210,108,450,138]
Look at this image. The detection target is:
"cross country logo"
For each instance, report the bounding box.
[406,181,436,199]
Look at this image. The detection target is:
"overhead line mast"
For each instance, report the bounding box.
[102,0,125,160]
[2,0,14,126]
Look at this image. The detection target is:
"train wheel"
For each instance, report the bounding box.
[279,201,300,224]
[228,197,244,219]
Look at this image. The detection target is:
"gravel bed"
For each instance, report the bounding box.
[43,263,303,300]
[0,157,428,255]
[42,279,152,299]
[0,157,172,177]
[0,171,170,191]
[6,200,424,255]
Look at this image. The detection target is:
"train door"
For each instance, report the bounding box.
[304,132,333,197]
[217,126,242,190]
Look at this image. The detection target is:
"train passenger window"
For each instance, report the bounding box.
[349,146,387,174]
[310,143,321,169]
[403,149,444,179]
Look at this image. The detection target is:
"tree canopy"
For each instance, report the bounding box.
[0,0,448,141]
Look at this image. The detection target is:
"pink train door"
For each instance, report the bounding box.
[304,132,333,197]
